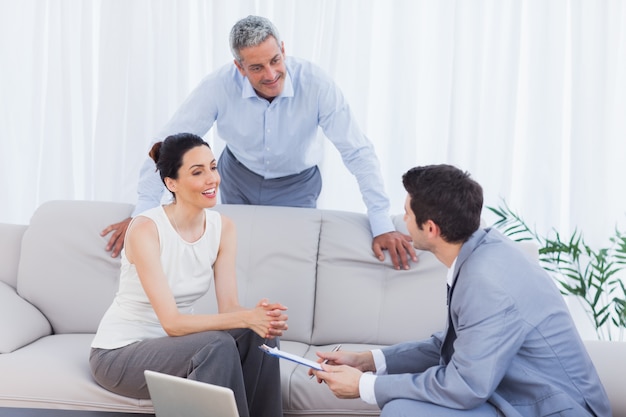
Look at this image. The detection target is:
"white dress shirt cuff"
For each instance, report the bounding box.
[359,372,378,405]
[372,348,387,374]
[358,348,387,405]
[369,213,395,238]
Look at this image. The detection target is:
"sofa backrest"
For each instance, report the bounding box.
[0,223,27,289]
[0,221,52,354]
[209,205,448,346]
[208,204,323,344]
[17,200,133,334]
[312,211,447,345]
[15,200,448,346]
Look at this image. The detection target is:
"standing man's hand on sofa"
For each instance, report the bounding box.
[372,231,417,270]
[101,217,131,258]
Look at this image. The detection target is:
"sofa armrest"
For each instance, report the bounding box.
[584,340,626,416]
[0,281,52,353]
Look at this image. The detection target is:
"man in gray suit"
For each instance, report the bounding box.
[313,164,611,416]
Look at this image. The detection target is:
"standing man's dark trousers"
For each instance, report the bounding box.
[218,146,322,208]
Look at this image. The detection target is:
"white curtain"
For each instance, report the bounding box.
[2,0,625,250]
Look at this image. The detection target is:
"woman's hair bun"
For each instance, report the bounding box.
[149,141,163,164]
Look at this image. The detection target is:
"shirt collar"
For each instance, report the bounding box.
[446,257,458,287]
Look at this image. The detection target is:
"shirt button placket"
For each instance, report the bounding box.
[264,104,276,176]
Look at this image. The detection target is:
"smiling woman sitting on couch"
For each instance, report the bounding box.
[89,133,288,417]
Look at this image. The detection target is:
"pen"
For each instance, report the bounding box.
[310,344,342,379]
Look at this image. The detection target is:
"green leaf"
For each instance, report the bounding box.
[487,201,626,341]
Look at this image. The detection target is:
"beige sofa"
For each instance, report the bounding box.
[0,200,623,416]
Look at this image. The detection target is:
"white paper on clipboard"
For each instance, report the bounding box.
[259,344,323,371]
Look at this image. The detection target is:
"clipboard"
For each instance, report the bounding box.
[258,344,323,371]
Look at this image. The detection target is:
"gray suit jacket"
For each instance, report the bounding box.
[375,228,611,416]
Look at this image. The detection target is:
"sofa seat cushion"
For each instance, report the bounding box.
[0,333,153,413]
[0,281,51,354]
[279,341,381,417]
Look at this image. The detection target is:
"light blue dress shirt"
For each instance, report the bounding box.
[134,56,394,237]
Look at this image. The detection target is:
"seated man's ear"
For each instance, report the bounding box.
[424,220,440,237]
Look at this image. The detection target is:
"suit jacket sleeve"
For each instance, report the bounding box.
[380,332,443,374]
[375,267,527,410]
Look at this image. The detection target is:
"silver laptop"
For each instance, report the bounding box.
[144,370,239,417]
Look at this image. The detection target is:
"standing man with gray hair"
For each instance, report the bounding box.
[102,15,417,270]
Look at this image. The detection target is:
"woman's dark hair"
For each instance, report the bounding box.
[402,164,483,243]
[149,133,211,185]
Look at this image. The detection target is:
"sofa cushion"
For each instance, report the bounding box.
[209,204,322,344]
[17,200,134,334]
[0,281,51,353]
[584,340,626,416]
[0,223,27,288]
[0,334,153,413]
[312,211,448,345]
[280,341,382,416]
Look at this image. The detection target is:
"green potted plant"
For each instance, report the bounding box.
[488,201,626,341]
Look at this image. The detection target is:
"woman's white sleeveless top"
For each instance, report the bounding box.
[91,206,221,349]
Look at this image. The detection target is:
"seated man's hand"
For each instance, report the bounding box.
[372,231,417,270]
[314,364,363,399]
[101,217,131,258]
